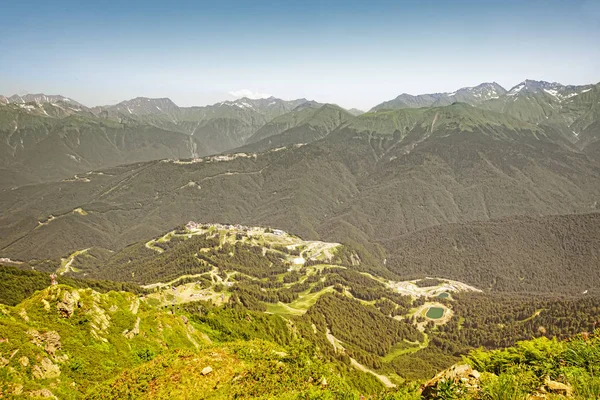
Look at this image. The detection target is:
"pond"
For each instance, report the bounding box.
[437,292,450,299]
[426,307,445,319]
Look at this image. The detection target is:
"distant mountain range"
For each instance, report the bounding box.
[0,93,85,107]
[1,79,598,190]
[371,82,507,111]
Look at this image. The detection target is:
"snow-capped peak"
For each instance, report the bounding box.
[507,83,526,96]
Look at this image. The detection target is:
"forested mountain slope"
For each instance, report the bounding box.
[1,104,599,297]
[385,213,600,294]
[242,103,353,151]
[0,95,318,189]
[93,96,311,154]
[0,104,209,189]
[480,80,600,146]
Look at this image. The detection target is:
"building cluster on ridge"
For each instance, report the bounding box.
[185,221,286,236]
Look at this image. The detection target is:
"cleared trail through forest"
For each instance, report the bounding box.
[325,329,396,388]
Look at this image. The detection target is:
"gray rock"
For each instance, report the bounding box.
[201,366,213,375]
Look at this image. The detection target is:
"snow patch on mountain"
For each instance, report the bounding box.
[507,84,525,96]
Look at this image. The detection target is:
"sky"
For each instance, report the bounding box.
[1,0,599,110]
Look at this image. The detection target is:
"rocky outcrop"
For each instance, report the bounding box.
[32,357,61,379]
[88,292,111,342]
[56,290,80,318]
[421,364,481,399]
[421,363,574,399]
[19,309,29,322]
[27,330,61,356]
[28,388,57,398]
[122,317,141,339]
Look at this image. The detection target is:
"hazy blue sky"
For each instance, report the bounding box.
[1,0,599,110]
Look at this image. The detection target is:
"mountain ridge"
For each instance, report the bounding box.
[370,82,507,111]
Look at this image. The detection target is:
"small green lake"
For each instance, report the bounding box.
[426,307,445,319]
[437,292,450,299]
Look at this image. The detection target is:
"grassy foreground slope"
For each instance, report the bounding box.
[419,331,600,399]
[2,284,600,399]
[0,285,206,398]
[0,285,410,399]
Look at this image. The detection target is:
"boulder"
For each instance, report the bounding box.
[544,376,573,397]
[421,364,482,399]
[201,366,213,375]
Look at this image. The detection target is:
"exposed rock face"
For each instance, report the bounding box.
[123,317,141,339]
[12,384,23,395]
[88,291,111,342]
[28,388,57,398]
[32,357,61,379]
[56,290,80,318]
[19,309,29,322]
[421,364,481,398]
[129,297,140,314]
[27,330,61,356]
[421,363,574,399]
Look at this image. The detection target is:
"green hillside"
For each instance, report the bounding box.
[0,285,207,398]
[242,103,354,152]
[94,96,311,154]
[385,213,600,294]
[0,283,412,399]
[0,104,210,188]
[3,220,600,392]
[481,81,600,146]
[1,275,599,398]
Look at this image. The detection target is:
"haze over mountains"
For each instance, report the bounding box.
[2,79,599,189]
